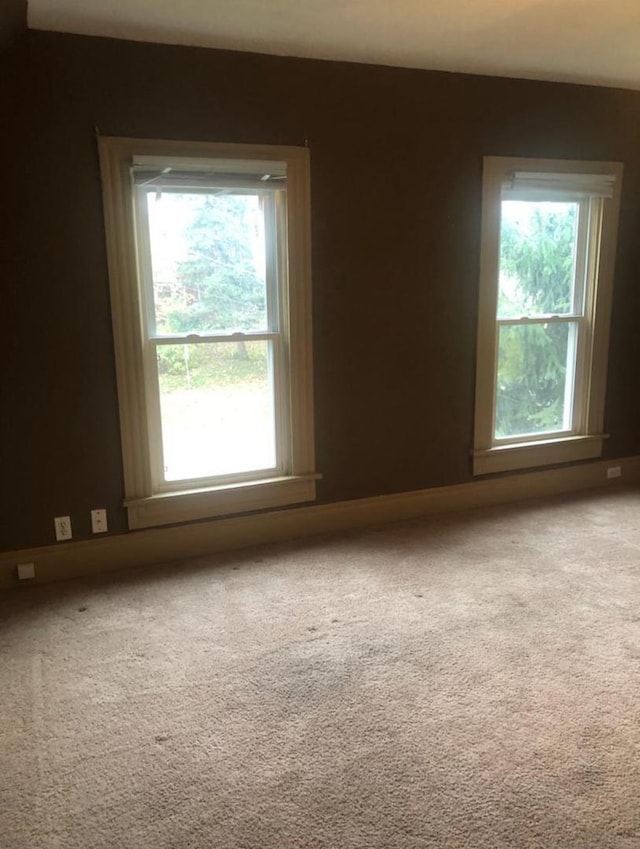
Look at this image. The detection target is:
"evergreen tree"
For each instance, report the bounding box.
[168,193,266,338]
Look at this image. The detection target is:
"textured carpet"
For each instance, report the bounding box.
[2,487,640,848]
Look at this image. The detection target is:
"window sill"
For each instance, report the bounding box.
[125,474,319,530]
[473,434,606,476]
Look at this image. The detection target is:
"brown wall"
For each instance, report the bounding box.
[0,0,26,52]
[2,30,640,552]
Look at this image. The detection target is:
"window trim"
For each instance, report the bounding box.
[473,156,623,476]
[98,137,317,529]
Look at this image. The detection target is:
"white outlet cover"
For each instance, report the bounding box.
[17,563,35,580]
[54,516,72,541]
[91,509,108,533]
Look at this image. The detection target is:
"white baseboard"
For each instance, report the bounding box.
[2,456,639,589]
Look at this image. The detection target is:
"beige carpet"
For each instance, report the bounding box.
[2,487,640,848]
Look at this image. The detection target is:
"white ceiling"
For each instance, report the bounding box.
[28,0,640,90]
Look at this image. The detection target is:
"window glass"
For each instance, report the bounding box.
[497,201,578,319]
[146,190,269,336]
[495,322,575,438]
[157,340,276,481]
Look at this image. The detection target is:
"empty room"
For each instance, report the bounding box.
[2,0,640,846]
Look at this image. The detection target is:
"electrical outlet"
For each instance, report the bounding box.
[91,508,108,534]
[607,466,622,480]
[54,516,72,541]
[17,563,35,581]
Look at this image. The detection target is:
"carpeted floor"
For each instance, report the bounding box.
[2,487,640,848]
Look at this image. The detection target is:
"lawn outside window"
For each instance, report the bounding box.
[473,156,623,475]
[99,138,317,529]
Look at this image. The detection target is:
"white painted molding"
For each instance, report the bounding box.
[473,157,623,477]
[2,455,640,589]
[98,137,316,527]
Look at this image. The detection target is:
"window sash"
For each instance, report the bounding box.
[495,314,583,326]
[135,186,284,337]
[490,192,598,447]
[492,317,582,445]
[152,338,284,492]
[143,335,287,494]
[150,331,279,344]
[497,195,590,321]
[133,182,289,493]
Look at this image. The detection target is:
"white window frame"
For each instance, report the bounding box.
[99,137,317,529]
[473,156,623,476]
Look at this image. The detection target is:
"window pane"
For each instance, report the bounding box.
[498,201,578,319]
[157,341,276,481]
[495,322,575,439]
[145,191,269,335]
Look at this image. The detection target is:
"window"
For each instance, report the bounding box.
[473,157,623,475]
[99,138,316,528]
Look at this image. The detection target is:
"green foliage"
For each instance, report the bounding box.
[158,343,267,392]
[157,345,188,376]
[496,203,577,437]
[499,204,576,316]
[496,323,569,436]
[160,193,266,336]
